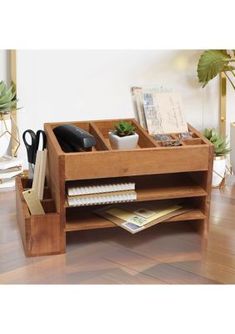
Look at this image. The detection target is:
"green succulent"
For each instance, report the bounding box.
[204,128,230,156]
[114,121,136,137]
[0,81,17,114]
[197,50,235,89]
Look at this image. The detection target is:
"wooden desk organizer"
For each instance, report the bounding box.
[16,118,213,256]
[15,176,61,256]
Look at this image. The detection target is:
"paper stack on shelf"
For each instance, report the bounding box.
[0,155,23,189]
[95,201,191,234]
[67,182,136,206]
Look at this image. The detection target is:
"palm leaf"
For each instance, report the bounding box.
[197,50,232,87]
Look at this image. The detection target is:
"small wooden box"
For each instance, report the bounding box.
[15,176,64,257]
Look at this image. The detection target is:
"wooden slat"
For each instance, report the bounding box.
[137,184,207,201]
[64,145,210,180]
[89,122,112,150]
[131,118,158,148]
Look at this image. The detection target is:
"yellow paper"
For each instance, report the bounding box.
[106,205,182,226]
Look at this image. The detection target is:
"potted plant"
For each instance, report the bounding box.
[108,121,139,149]
[197,50,235,171]
[204,128,230,187]
[0,81,18,156]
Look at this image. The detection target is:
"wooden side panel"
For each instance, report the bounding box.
[29,214,62,256]
[44,124,64,212]
[64,146,210,180]
[189,145,214,238]
[202,144,214,237]
[44,123,66,252]
[15,176,29,253]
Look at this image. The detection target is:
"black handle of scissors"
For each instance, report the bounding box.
[36,130,47,151]
[22,130,37,164]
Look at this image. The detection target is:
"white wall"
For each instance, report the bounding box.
[0,50,9,83]
[15,50,220,165]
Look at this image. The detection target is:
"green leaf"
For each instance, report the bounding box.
[0,81,6,95]
[224,65,235,71]
[114,121,136,137]
[203,127,230,156]
[0,81,17,112]
[197,50,231,87]
[204,128,213,139]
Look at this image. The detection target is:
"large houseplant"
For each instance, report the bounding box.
[197,50,235,89]
[204,128,230,187]
[197,50,235,172]
[0,81,18,156]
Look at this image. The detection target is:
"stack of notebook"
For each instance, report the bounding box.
[0,155,23,189]
[67,182,137,206]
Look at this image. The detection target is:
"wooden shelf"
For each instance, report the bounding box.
[137,184,207,201]
[65,174,207,208]
[64,184,206,208]
[65,209,206,232]
[136,174,207,201]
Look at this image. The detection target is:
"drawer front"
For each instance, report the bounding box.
[65,146,210,180]
[28,214,62,256]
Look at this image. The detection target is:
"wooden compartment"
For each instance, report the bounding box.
[44,119,213,181]
[92,118,157,149]
[15,176,64,257]
[65,198,206,232]
[65,172,208,207]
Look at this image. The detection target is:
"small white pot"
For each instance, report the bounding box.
[212,156,226,187]
[108,131,139,150]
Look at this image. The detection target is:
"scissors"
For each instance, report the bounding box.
[22,129,47,179]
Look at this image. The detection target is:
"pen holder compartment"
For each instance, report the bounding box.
[15,175,63,257]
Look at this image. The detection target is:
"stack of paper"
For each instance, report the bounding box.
[0,155,23,189]
[95,202,191,234]
[67,182,136,206]
[132,87,188,135]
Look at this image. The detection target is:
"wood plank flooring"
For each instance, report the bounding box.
[1,178,235,284]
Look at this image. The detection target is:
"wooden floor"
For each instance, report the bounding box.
[1,178,235,284]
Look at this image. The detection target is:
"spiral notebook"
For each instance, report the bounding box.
[67,190,137,207]
[68,182,135,196]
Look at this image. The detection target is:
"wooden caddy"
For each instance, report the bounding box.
[16,118,213,257]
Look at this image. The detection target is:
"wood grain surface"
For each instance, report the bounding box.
[1,177,235,284]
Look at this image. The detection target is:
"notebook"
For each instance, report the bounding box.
[67,190,137,207]
[67,182,135,196]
